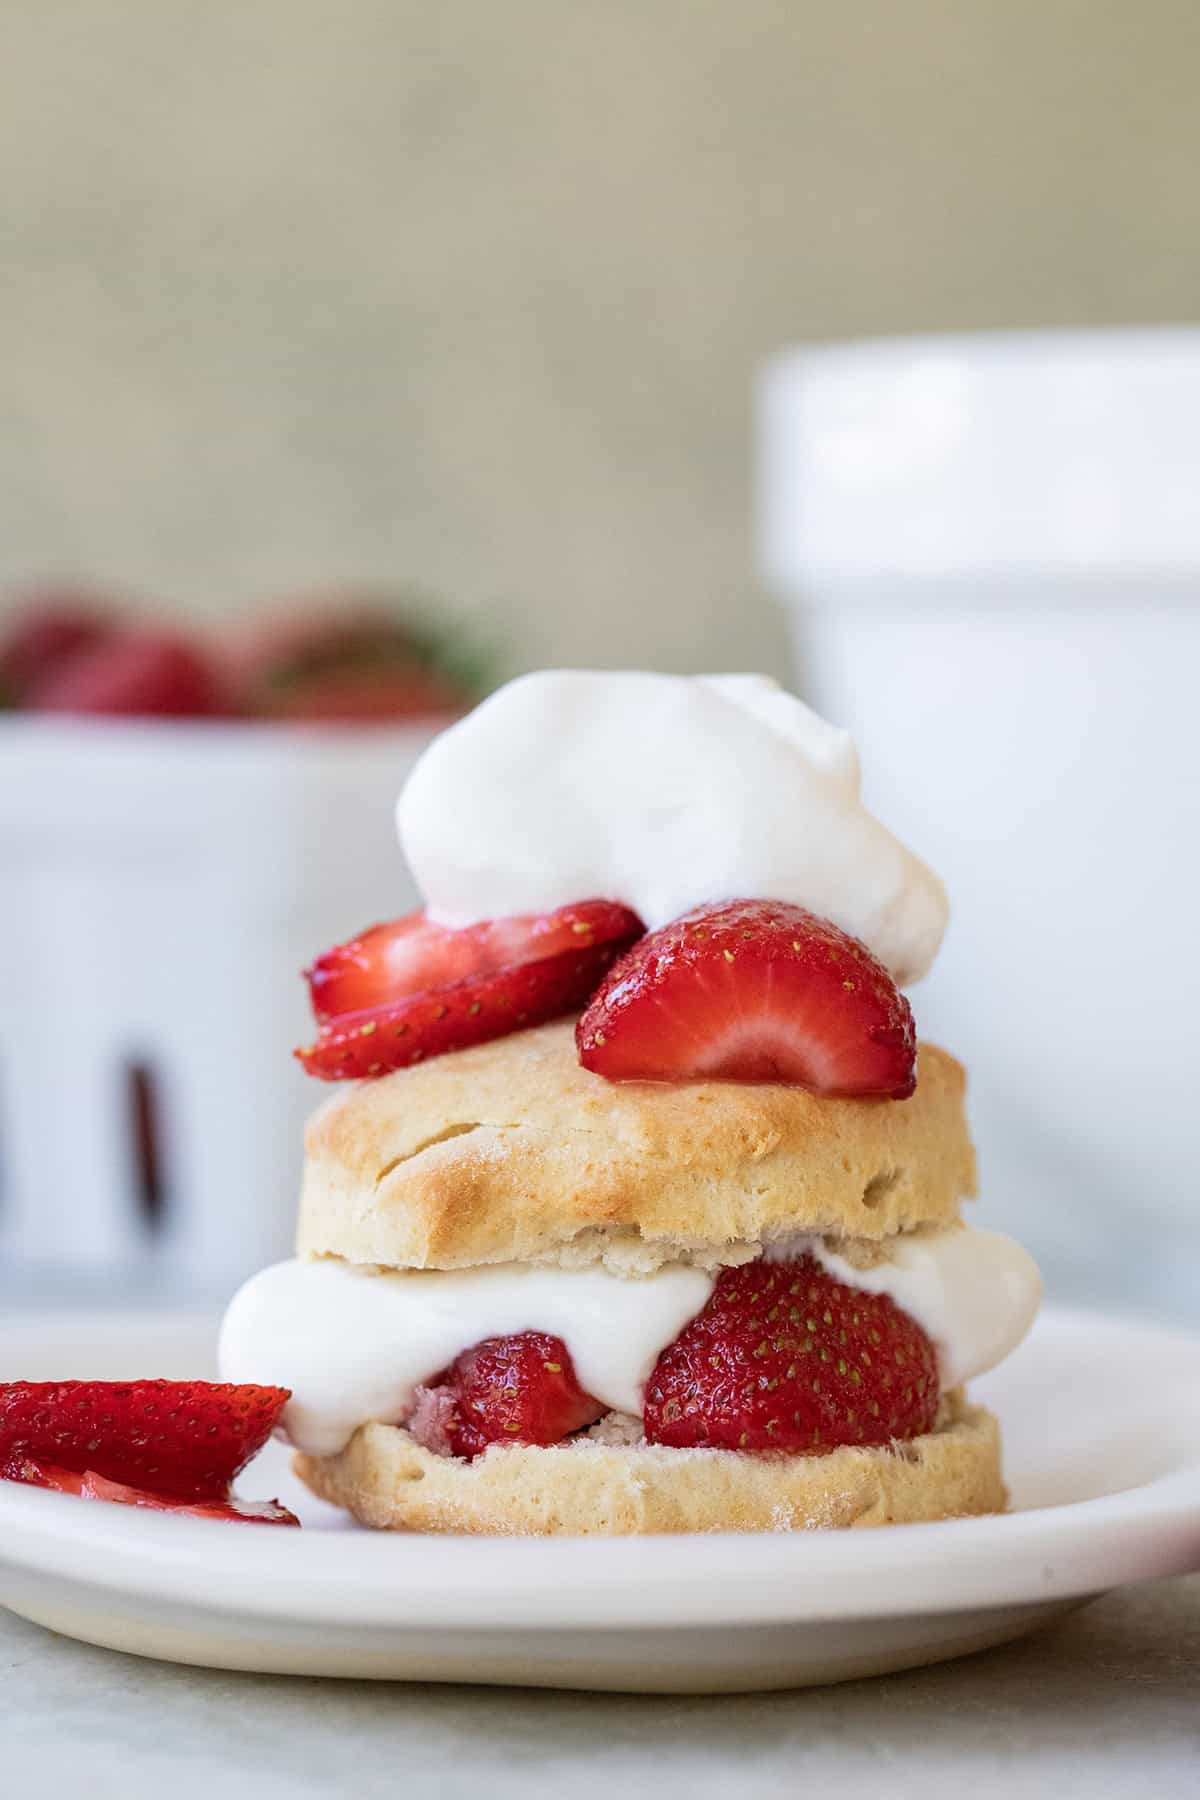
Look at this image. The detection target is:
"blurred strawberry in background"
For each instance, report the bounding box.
[0,583,483,1294]
[0,588,116,705]
[33,630,233,718]
[0,586,489,722]
[221,594,483,722]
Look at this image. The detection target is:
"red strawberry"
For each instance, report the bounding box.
[82,1473,299,1524]
[30,630,231,718]
[307,900,643,1023]
[0,1380,290,1500]
[577,899,916,1097]
[258,666,464,723]
[410,1332,604,1460]
[297,938,628,1079]
[222,597,477,722]
[0,593,114,701]
[643,1257,939,1453]
[2,1457,298,1524]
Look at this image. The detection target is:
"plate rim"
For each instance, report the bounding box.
[2,1460,1199,1630]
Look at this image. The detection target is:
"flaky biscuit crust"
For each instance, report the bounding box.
[295,1394,1003,1535]
[296,1023,976,1272]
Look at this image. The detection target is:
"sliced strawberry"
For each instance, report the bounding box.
[410,1332,604,1460]
[3,1457,298,1524]
[643,1256,939,1453]
[30,630,231,718]
[297,938,628,1079]
[577,899,916,1097]
[80,1470,298,1523]
[0,1380,290,1500]
[307,900,643,1023]
[2,1457,87,1495]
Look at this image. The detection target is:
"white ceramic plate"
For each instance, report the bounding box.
[1,1305,1198,1693]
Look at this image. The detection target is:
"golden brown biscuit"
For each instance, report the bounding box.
[295,1392,1002,1535]
[297,1022,976,1272]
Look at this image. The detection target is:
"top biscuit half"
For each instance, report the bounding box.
[297,1021,977,1274]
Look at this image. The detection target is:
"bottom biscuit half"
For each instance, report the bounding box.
[293,1391,1004,1535]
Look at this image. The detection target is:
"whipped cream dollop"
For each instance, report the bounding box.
[397,671,949,984]
[218,1228,1040,1458]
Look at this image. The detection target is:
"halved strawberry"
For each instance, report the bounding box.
[643,1256,939,1453]
[577,899,916,1097]
[306,900,643,1023]
[297,938,628,1079]
[409,1332,604,1460]
[3,1456,298,1524]
[0,1380,290,1500]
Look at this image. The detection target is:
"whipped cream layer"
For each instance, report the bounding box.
[397,671,949,984]
[220,1259,713,1457]
[768,1229,1042,1391]
[219,1228,1039,1458]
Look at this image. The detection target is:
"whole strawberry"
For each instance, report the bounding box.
[0,592,114,702]
[30,630,230,718]
[223,596,483,722]
[643,1257,939,1453]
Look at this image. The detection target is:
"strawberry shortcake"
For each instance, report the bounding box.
[220,670,1041,1535]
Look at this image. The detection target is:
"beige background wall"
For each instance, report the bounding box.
[1,1,1197,677]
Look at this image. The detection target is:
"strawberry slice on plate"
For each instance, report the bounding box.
[297,899,643,1079]
[0,1380,290,1500]
[408,1332,605,1460]
[643,1256,939,1453]
[577,899,916,1097]
[3,1457,298,1525]
[306,900,642,1023]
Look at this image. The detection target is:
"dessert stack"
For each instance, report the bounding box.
[222,671,1041,1535]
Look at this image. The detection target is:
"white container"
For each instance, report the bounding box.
[0,718,439,1298]
[758,329,1200,1313]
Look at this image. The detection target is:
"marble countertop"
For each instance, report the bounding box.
[3,1577,1197,1798]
